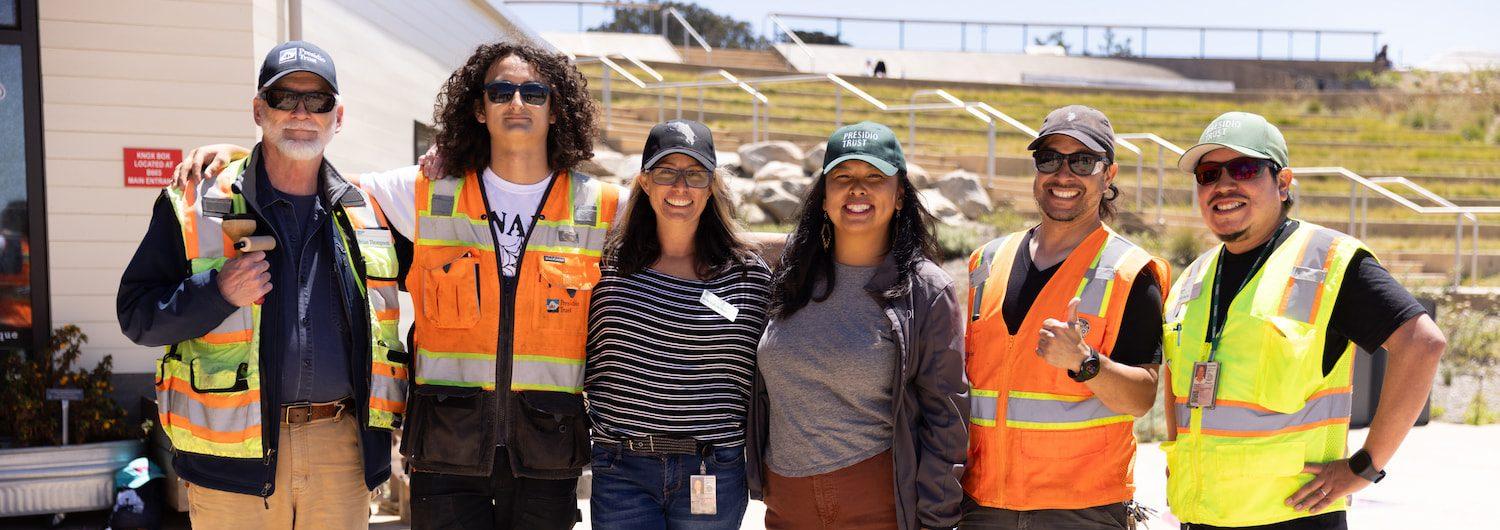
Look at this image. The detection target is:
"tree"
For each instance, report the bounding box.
[1097,28,1134,57]
[1444,294,1500,424]
[790,29,846,46]
[590,1,767,50]
[1032,31,1071,55]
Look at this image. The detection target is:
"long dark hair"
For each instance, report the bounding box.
[769,168,939,318]
[432,42,597,176]
[604,167,757,279]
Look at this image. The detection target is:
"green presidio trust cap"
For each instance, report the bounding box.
[821,121,907,177]
[1177,111,1290,173]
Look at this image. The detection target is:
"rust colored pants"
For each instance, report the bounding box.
[763,449,898,530]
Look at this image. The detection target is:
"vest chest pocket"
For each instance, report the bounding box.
[1257,315,1324,413]
[420,248,482,330]
[531,256,599,332]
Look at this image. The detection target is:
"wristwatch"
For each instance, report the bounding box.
[1348,449,1386,483]
[1069,346,1102,382]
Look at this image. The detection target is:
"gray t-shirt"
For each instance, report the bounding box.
[759,263,898,477]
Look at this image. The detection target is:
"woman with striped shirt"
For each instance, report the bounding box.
[584,120,770,529]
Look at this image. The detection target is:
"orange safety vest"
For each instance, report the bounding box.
[410,169,618,393]
[963,225,1169,510]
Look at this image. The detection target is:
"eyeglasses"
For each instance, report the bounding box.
[1034,150,1107,176]
[1193,157,1278,186]
[483,81,551,106]
[260,89,337,113]
[646,166,713,188]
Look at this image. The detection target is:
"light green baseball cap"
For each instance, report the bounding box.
[1176,112,1290,173]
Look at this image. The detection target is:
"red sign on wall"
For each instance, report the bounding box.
[123,148,182,187]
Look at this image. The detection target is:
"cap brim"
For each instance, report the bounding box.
[260,69,339,94]
[821,154,900,177]
[1028,131,1109,155]
[642,147,715,172]
[1176,143,1273,173]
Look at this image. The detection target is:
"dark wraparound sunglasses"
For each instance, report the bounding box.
[1194,157,1279,186]
[484,81,551,106]
[647,166,712,188]
[260,89,337,113]
[1033,150,1107,176]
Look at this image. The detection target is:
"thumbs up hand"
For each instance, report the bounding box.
[1037,297,1091,372]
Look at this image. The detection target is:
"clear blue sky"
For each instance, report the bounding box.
[504,0,1499,67]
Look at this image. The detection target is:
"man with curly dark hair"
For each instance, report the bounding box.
[174,41,626,529]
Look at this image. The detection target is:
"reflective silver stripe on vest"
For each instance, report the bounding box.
[970,390,999,425]
[1007,394,1125,425]
[207,306,254,338]
[970,236,1010,321]
[428,176,462,217]
[414,354,496,388]
[511,357,585,392]
[417,216,494,247]
[1282,228,1341,323]
[527,223,610,251]
[371,373,406,404]
[1169,248,1217,321]
[1076,236,1136,317]
[1175,391,1352,433]
[369,284,398,318]
[158,388,260,433]
[570,173,602,226]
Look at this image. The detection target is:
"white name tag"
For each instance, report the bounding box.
[700,289,738,322]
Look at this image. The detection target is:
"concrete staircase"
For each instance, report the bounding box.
[678,47,794,72]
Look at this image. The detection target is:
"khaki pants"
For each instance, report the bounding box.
[187,412,370,530]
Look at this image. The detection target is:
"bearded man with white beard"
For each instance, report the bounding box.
[117,41,406,530]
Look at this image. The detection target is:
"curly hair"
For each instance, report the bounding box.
[769,168,940,319]
[432,42,597,176]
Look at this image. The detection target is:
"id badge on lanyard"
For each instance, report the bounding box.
[1188,360,1220,409]
[690,461,716,515]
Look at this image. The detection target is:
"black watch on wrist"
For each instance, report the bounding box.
[1068,347,1101,382]
[1348,449,1386,484]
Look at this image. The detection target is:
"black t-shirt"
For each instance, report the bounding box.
[1001,231,1164,366]
[1207,221,1428,376]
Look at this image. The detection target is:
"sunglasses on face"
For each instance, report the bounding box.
[260,89,337,113]
[646,166,713,188]
[1034,150,1107,176]
[1193,157,1278,186]
[483,81,551,106]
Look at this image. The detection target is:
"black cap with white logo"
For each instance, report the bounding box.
[258,40,339,94]
[641,120,717,171]
[1026,105,1116,161]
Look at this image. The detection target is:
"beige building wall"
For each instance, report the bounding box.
[39,0,533,374]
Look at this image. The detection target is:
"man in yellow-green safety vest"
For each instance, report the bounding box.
[118,41,406,530]
[1162,111,1446,530]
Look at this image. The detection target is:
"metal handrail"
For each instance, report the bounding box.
[767,15,816,71]
[663,7,713,60]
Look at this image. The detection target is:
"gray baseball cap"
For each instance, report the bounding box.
[1027,105,1115,161]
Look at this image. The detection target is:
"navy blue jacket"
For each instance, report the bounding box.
[117,147,392,497]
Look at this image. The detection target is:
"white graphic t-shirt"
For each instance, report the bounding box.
[361,166,622,277]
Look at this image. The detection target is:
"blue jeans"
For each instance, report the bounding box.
[589,443,749,530]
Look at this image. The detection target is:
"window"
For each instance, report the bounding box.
[0,0,45,354]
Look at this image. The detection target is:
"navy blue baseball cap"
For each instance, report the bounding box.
[259,41,339,94]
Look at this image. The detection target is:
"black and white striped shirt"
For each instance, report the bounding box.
[584,259,772,447]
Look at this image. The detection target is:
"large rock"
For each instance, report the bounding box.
[578,150,625,177]
[753,160,806,182]
[906,162,932,188]
[717,151,743,177]
[918,189,964,224]
[613,154,643,179]
[753,180,804,223]
[737,203,770,226]
[781,176,814,198]
[737,141,804,175]
[802,143,827,174]
[721,175,757,211]
[935,170,994,219]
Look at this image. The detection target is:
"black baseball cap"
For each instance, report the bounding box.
[821,121,905,176]
[641,120,716,171]
[1027,105,1115,161]
[259,41,339,94]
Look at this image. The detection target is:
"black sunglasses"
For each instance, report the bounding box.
[1033,150,1107,176]
[483,81,551,106]
[1194,157,1278,186]
[260,89,337,113]
[646,166,713,189]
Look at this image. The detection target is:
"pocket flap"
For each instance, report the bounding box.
[538,257,600,291]
[519,391,585,419]
[1214,442,1306,480]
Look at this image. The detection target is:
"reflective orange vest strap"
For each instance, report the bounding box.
[963,225,1169,510]
[411,170,618,394]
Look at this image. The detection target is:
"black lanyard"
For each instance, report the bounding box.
[1204,220,1289,362]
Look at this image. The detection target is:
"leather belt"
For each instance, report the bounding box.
[281,398,352,424]
[599,435,704,456]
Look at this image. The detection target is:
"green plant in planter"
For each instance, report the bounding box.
[0,325,134,447]
[1441,295,1500,426]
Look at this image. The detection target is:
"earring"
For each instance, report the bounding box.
[821,217,832,250]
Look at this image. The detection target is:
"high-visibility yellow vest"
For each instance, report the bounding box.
[1162,220,1369,527]
[964,225,1169,510]
[155,155,407,459]
[410,169,617,393]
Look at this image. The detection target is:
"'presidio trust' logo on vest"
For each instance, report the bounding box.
[842,130,879,148]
